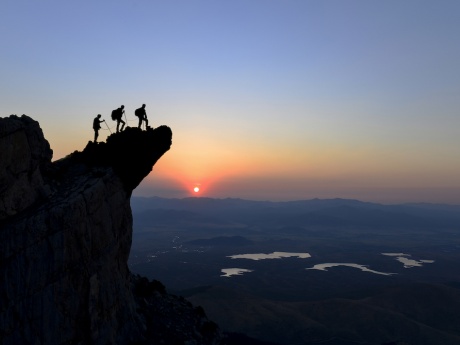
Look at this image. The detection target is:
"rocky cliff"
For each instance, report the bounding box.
[0,115,220,345]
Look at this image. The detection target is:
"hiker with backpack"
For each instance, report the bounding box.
[111,105,126,133]
[93,114,105,143]
[135,104,148,130]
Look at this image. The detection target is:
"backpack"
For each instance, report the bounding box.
[93,118,100,130]
[111,109,117,121]
[135,108,142,117]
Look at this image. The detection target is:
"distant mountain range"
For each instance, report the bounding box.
[131,196,460,229]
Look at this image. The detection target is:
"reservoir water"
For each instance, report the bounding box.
[221,268,253,277]
[381,253,435,268]
[227,252,311,260]
[307,263,395,276]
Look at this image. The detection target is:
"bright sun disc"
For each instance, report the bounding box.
[193,187,200,193]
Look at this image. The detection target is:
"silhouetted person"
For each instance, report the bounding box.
[111,105,125,133]
[135,104,148,129]
[93,114,105,142]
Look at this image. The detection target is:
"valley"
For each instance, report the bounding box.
[128,197,460,344]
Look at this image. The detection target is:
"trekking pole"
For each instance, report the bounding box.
[104,120,112,134]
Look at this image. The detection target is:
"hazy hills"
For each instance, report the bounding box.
[129,196,460,345]
[187,283,460,345]
[131,196,460,229]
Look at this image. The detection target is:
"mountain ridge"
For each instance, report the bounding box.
[0,115,221,345]
[131,196,460,229]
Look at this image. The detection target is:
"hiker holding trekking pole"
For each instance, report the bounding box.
[135,104,148,130]
[93,114,105,143]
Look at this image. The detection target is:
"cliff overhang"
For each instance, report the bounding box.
[0,115,220,345]
[71,125,172,192]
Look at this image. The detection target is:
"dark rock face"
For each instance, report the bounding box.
[0,115,220,344]
[0,115,53,220]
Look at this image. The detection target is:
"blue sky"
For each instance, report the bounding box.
[2,0,460,203]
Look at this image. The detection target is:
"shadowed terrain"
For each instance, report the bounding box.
[130,196,460,345]
[0,115,222,345]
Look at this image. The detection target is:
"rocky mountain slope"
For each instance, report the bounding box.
[0,115,220,345]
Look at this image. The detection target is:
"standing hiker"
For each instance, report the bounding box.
[135,104,148,130]
[93,114,105,142]
[111,105,126,133]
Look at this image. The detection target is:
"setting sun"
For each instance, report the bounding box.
[193,187,200,193]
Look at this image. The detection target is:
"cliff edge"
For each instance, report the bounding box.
[0,115,219,345]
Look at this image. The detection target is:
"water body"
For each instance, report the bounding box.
[221,268,253,278]
[307,263,395,276]
[382,253,435,268]
[228,252,311,261]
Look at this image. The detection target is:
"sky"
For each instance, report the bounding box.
[2,0,460,203]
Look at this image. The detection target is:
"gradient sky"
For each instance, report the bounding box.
[2,0,460,203]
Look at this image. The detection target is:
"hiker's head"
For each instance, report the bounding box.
[121,105,124,109]
[142,104,146,108]
[97,114,101,118]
